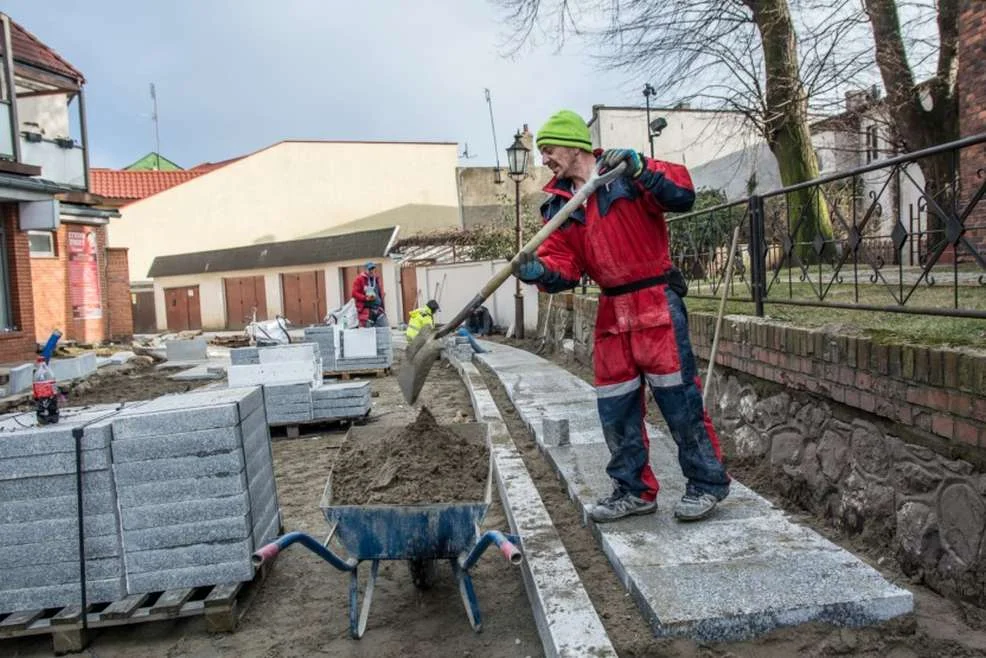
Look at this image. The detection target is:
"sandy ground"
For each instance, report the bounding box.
[5,354,541,658]
[486,336,986,657]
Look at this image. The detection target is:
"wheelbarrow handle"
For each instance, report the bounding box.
[460,530,523,572]
[253,531,357,572]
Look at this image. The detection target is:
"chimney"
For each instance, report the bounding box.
[845,89,869,112]
[520,123,533,151]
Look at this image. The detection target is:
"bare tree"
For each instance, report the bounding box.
[861,0,958,241]
[492,0,883,257]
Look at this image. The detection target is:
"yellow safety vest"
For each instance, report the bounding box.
[405,307,435,340]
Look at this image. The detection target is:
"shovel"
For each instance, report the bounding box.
[398,162,627,404]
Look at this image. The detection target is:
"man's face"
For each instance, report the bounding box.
[539,145,581,179]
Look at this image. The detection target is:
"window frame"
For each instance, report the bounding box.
[28,230,56,258]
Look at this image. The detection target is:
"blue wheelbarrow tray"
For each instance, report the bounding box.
[253,422,522,639]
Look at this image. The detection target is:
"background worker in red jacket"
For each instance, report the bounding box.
[513,109,730,523]
[351,262,388,327]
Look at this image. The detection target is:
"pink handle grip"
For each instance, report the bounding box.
[499,540,523,565]
[252,542,281,567]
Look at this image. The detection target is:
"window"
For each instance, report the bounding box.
[865,125,879,163]
[28,231,55,257]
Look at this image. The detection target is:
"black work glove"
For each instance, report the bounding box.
[598,149,645,179]
[512,252,546,283]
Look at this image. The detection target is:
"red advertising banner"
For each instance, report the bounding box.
[68,228,102,320]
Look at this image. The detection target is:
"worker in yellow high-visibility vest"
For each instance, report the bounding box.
[405,300,440,341]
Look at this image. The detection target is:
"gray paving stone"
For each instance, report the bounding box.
[111,387,263,438]
[230,347,260,365]
[0,558,122,590]
[169,365,224,381]
[120,492,250,530]
[0,491,116,524]
[50,352,98,382]
[125,539,252,574]
[1,513,118,546]
[126,560,254,594]
[310,381,370,400]
[111,426,241,463]
[115,472,247,507]
[311,405,369,420]
[0,407,117,457]
[0,449,110,480]
[113,451,244,486]
[166,338,208,361]
[109,351,137,365]
[0,578,125,612]
[0,470,112,502]
[8,363,33,395]
[123,515,251,551]
[543,418,571,447]
[6,535,120,569]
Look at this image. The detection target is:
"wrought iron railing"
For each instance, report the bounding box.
[650,133,986,319]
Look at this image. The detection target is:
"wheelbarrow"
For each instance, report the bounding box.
[252,423,522,639]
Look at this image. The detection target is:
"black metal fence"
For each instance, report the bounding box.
[659,133,986,319]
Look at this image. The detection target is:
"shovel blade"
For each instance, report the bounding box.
[398,329,442,404]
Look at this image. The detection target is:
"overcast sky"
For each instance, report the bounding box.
[6,1,653,169]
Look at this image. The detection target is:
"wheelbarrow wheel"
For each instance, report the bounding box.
[408,558,437,590]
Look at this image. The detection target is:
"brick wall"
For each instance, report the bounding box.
[105,247,133,340]
[31,223,110,345]
[960,0,986,251]
[0,204,38,363]
[687,313,986,461]
[550,291,986,464]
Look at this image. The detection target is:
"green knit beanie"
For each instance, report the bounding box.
[536,110,593,152]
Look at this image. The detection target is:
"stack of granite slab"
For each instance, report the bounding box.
[109,386,280,594]
[227,343,321,388]
[311,381,371,421]
[262,382,313,425]
[303,326,392,373]
[0,405,126,611]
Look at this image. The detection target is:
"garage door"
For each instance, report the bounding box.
[164,285,202,331]
[131,290,157,334]
[224,276,267,330]
[280,270,326,327]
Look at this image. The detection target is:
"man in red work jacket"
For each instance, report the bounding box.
[513,109,730,523]
[351,262,388,327]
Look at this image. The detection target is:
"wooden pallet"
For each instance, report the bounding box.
[0,560,275,655]
[323,367,391,380]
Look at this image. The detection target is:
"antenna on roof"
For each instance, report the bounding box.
[149,83,161,170]
[484,89,503,184]
[459,143,477,159]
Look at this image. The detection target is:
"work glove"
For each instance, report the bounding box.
[512,252,546,283]
[598,149,644,179]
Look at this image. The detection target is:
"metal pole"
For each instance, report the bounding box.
[704,226,741,408]
[78,88,91,192]
[514,177,525,339]
[748,196,766,317]
[643,83,655,159]
[1,14,22,163]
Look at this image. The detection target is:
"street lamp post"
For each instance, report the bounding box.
[643,83,656,158]
[506,131,530,339]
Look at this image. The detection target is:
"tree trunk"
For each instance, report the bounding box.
[744,0,834,264]
[863,0,959,249]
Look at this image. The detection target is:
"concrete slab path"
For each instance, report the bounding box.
[475,341,913,642]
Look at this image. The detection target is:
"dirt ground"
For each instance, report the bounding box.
[485,336,986,657]
[5,353,541,658]
[2,359,212,414]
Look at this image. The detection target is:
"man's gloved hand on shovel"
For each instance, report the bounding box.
[598,148,644,179]
[512,252,545,283]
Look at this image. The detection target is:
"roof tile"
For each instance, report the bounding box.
[89,169,205,202]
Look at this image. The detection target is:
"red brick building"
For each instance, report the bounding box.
[0,14,131,362]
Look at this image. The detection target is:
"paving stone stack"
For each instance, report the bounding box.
[108,387,279,594]
[227,343,321,388]
[311,381,371,421]
[303,326,392,373]
[263,382,313,425]
[0,405,126,611]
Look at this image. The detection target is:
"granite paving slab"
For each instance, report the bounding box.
[119,492,250,531]
[5,535,121,569]
[0,578,125,612]
[476,341,913,642]
[126,560,254,594]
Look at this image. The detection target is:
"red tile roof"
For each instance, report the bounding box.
[89,169,206,202]
[189,156,245,172]
[6,18,84,82]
